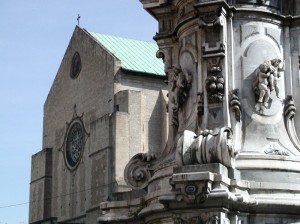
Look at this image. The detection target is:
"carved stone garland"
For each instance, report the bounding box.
[206,66,224,103]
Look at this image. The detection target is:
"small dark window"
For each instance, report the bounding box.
[70,51,81,79]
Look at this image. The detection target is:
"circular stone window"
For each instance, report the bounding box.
[70,51,81,79]
[65,121,84,169]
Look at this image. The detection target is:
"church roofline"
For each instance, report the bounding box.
[86,30,165,77]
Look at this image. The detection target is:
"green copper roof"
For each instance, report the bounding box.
[89,32,165,76]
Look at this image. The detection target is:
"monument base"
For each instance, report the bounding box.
[98,162,300,223]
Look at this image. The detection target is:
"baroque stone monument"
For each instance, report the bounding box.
[98,0,300,223]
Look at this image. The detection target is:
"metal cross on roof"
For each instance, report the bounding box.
[77,14,81,26]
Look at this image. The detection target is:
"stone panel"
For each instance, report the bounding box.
[265,27,281,48]
[90,148,110,206]
[115,74,167,157]
[29,148,52,223]
[29,180,44,222]
[240,24,260,44]
[89,114,111,156]
[115,112,130,183]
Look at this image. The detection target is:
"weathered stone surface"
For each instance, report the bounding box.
[98,1,300,223]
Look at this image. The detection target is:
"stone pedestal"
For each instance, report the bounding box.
[98,0,300,223]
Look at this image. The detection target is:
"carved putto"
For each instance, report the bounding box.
[206,66,224,103]
[253,58,284,107]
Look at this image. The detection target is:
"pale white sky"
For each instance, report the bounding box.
[0,1,157,223]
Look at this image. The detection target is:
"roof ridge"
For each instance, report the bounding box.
[89,31,156,44]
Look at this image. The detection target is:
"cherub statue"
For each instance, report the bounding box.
[266,58,284,97]
[254,62,270,107]
[253,58,284,107]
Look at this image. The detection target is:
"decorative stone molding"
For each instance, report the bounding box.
[156,49,165,62]
[124,153,154,190]
[199,7,227,55]
[171,170,256,206]
[176,0,194,20]
[284,95,300,151]
[230,89,241,122]
[176,127,238,168]
[264,148,290,156]
[263,139,291,156]
[173,214,224,224]
[199,9,224,28]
